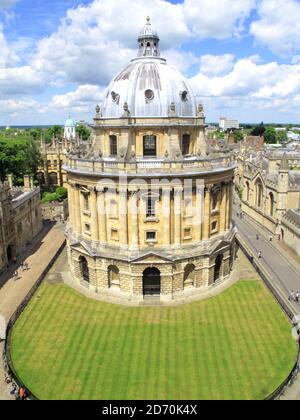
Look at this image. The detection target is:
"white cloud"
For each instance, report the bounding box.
[50,84,104,112]
[183,0,256,39]
[199,54,235,77]
[251,0,300,56]
[0,0,18,9]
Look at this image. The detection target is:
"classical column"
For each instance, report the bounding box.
[119,189,128,247]
[226,181,232,230]
[219,183,227,233]
[162,187,171,246]
[96,187,107,243]
[174,187,182,246]
[195,182,205,241]
[67,182,74,226]
[90,188,99,242]
[129,189,139,249]
[74,186,82,235]
[203,184,213,240]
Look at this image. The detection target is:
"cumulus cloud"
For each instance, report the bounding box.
[50,84,104,113]
[183,0,256,39]
[250,0,300,56]
[2,0,300,123]
[199,54,235,77]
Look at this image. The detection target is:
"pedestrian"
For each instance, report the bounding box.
[289,291,295,302]
[256,234,260,240]
[19,387,25,400]
[258,251,262,259]
[21,261,25,271]
[24,262,29,271]
[296,292,299,304]
[13,270,18,281]
[269,235,273,242]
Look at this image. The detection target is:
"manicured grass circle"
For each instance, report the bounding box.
[10,281,297,400]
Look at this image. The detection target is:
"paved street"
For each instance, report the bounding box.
[0,224,65,400]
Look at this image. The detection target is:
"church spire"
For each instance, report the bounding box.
[137,16,160,58]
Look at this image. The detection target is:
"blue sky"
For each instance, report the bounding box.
[1,0,300,125]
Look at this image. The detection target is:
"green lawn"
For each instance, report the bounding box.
[10,281,297,400]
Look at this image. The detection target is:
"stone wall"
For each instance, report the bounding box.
[41,199,69,222]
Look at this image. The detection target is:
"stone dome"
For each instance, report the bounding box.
[101,18,197,119]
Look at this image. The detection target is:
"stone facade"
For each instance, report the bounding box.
[64,19,237,302]
[0,175,43,273]
[236,148,300,236]
[281,210,300,255]
[41,199,69,222]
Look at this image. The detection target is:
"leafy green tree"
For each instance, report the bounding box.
[251,122,265,137]
[276,130,288,143]
[0,137,42,183]
[44,125,63,144]
[264,127,277,144]
[29,128,42,142]
[76,124,90,141]
[233,130,244,143]
[42,187,68,203]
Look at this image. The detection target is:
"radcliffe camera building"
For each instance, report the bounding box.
[64,18,236,302]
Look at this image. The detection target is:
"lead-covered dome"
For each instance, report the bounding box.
[101,18,197,119]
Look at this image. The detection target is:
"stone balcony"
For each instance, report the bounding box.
[64,153,236,177]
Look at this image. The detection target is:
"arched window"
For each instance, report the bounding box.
[143,135,157,157]
[79,256,89,283]
[182,134,190,156]
[214,255,223,283]
[110,135,118,156]
[183,264,196,289]
[49,172,58,186]
[108,265,120,289]
[269,192,275,216]
[255,179,263,208]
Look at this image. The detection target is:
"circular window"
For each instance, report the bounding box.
[145,89,154,101]
[111,91,118,102]
[181,91,188,102]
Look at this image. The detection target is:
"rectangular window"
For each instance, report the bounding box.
[184,228,192,239]
[111,229,119,241]
[146,231,157,242]
[146,196,156,218]
[143,135,157,157]
[110,135,118,156]
[211,221,218,233]
[84,195,89,212]
[182,134,190,156]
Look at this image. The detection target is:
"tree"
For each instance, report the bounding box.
[76,124,90,141]
[42,187,68,203]
[0,137,42,183]
[44,125,63,144]
[276,130,288,143]
[233,130,244,143]
[251,122,265,137]
[264,127,277,144]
